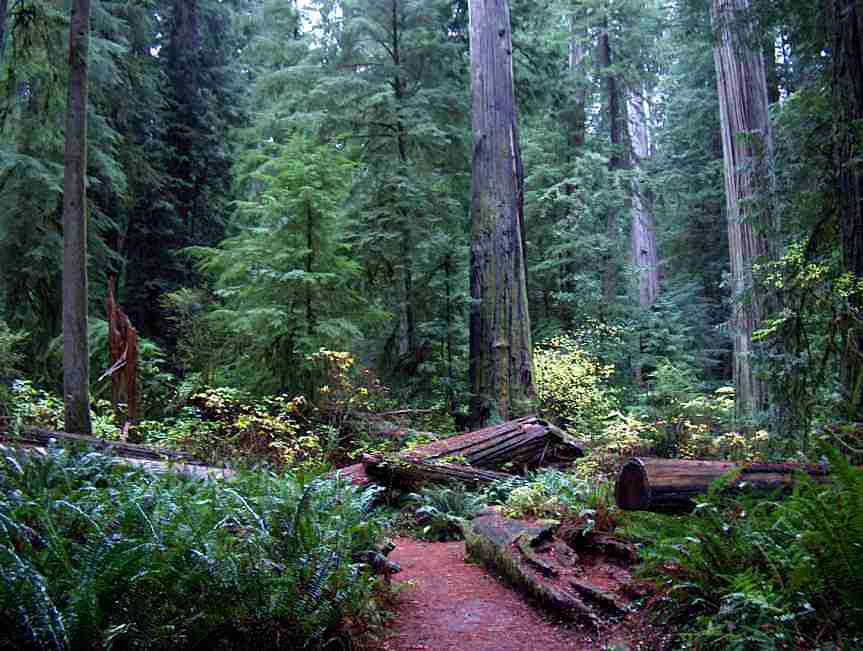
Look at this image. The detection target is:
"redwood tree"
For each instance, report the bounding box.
[827,0,863,419]
[62,0,92,434]
[468,0,535,426]
[711,0,775,420]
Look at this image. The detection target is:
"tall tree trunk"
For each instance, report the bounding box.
[627,86,659,309]
[391,0,415,360]
[599,18,622,312]
[711,0,775,420]
[560,13,588,327]
[828,0,863,419]
[468,0,535,427]
[62,0,92,434]
[0,0,9,61]
[305,196,316,336]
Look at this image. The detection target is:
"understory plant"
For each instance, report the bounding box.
[498,469,611,520]
[639,447,863,649]
[407,484,487,541]
[0,444,389,650]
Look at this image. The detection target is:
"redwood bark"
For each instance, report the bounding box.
[62,0,92,434]
[468,0,535,427]
[615,457,829,512]
[598,20,622,311]
[711,0,775,419]
[363,453,515,487]
[627,86,659,309]
[827,0,863,419]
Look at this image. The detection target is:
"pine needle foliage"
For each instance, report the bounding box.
[0,444,387,650]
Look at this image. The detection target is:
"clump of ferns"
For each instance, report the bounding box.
[0,444,388,649]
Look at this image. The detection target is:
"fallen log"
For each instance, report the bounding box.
[615,457,832,512]
[6,427,201,464]
[0,443,235,481]
[405,415,585,470]
[362,453,516,488]
[463,509,631,628]
[329,415,585,488]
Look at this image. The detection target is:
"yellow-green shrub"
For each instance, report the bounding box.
[534,335,618,438]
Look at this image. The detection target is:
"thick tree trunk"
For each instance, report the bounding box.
[468,0,535,427]
[62,0,92,435]
[616,457,830,512]
[598,20,622,312]
[711,0,775,420]
[627,86,659,309]
[828,0,863,419]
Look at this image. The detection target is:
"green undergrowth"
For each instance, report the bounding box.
[0,444,391,650]
[627,449,863,650]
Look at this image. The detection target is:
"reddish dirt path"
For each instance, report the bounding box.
[382,538,599,651]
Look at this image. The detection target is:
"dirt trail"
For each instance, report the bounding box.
[382,537,601,651]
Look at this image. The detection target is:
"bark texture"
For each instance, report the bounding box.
[828,0,863,419]
[468,0,534,427]
[0,0,9,60]
[615,457,830,512]
[627,87,659,309]
[107,277,139,426]
[711,0,775,419]
[62,0,92,434]
[598,21,622,311]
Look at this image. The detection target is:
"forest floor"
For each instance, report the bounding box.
[381,537,660,651]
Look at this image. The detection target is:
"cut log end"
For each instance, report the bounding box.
[615,458,649,511]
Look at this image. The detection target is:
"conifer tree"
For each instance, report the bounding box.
[62,0,92,433]
[711,0,776,419]
[468,0,534,426]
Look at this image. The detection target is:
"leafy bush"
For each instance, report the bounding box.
[0,322,26,416]
[533,334,618,438]
[500,469,610,519]
[640,448,863,649]
[0,444,388,650]
[407,484,487,541]
[131,386,328,469]
[7,380,119,439]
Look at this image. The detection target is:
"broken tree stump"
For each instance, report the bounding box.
[106,275,139,428]
[615,457,832,512]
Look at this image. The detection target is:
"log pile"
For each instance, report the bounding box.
[615,457,831,512]
[337,416,586,489]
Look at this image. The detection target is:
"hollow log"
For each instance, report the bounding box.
[362,453,516,488]
[615,457,831,512]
